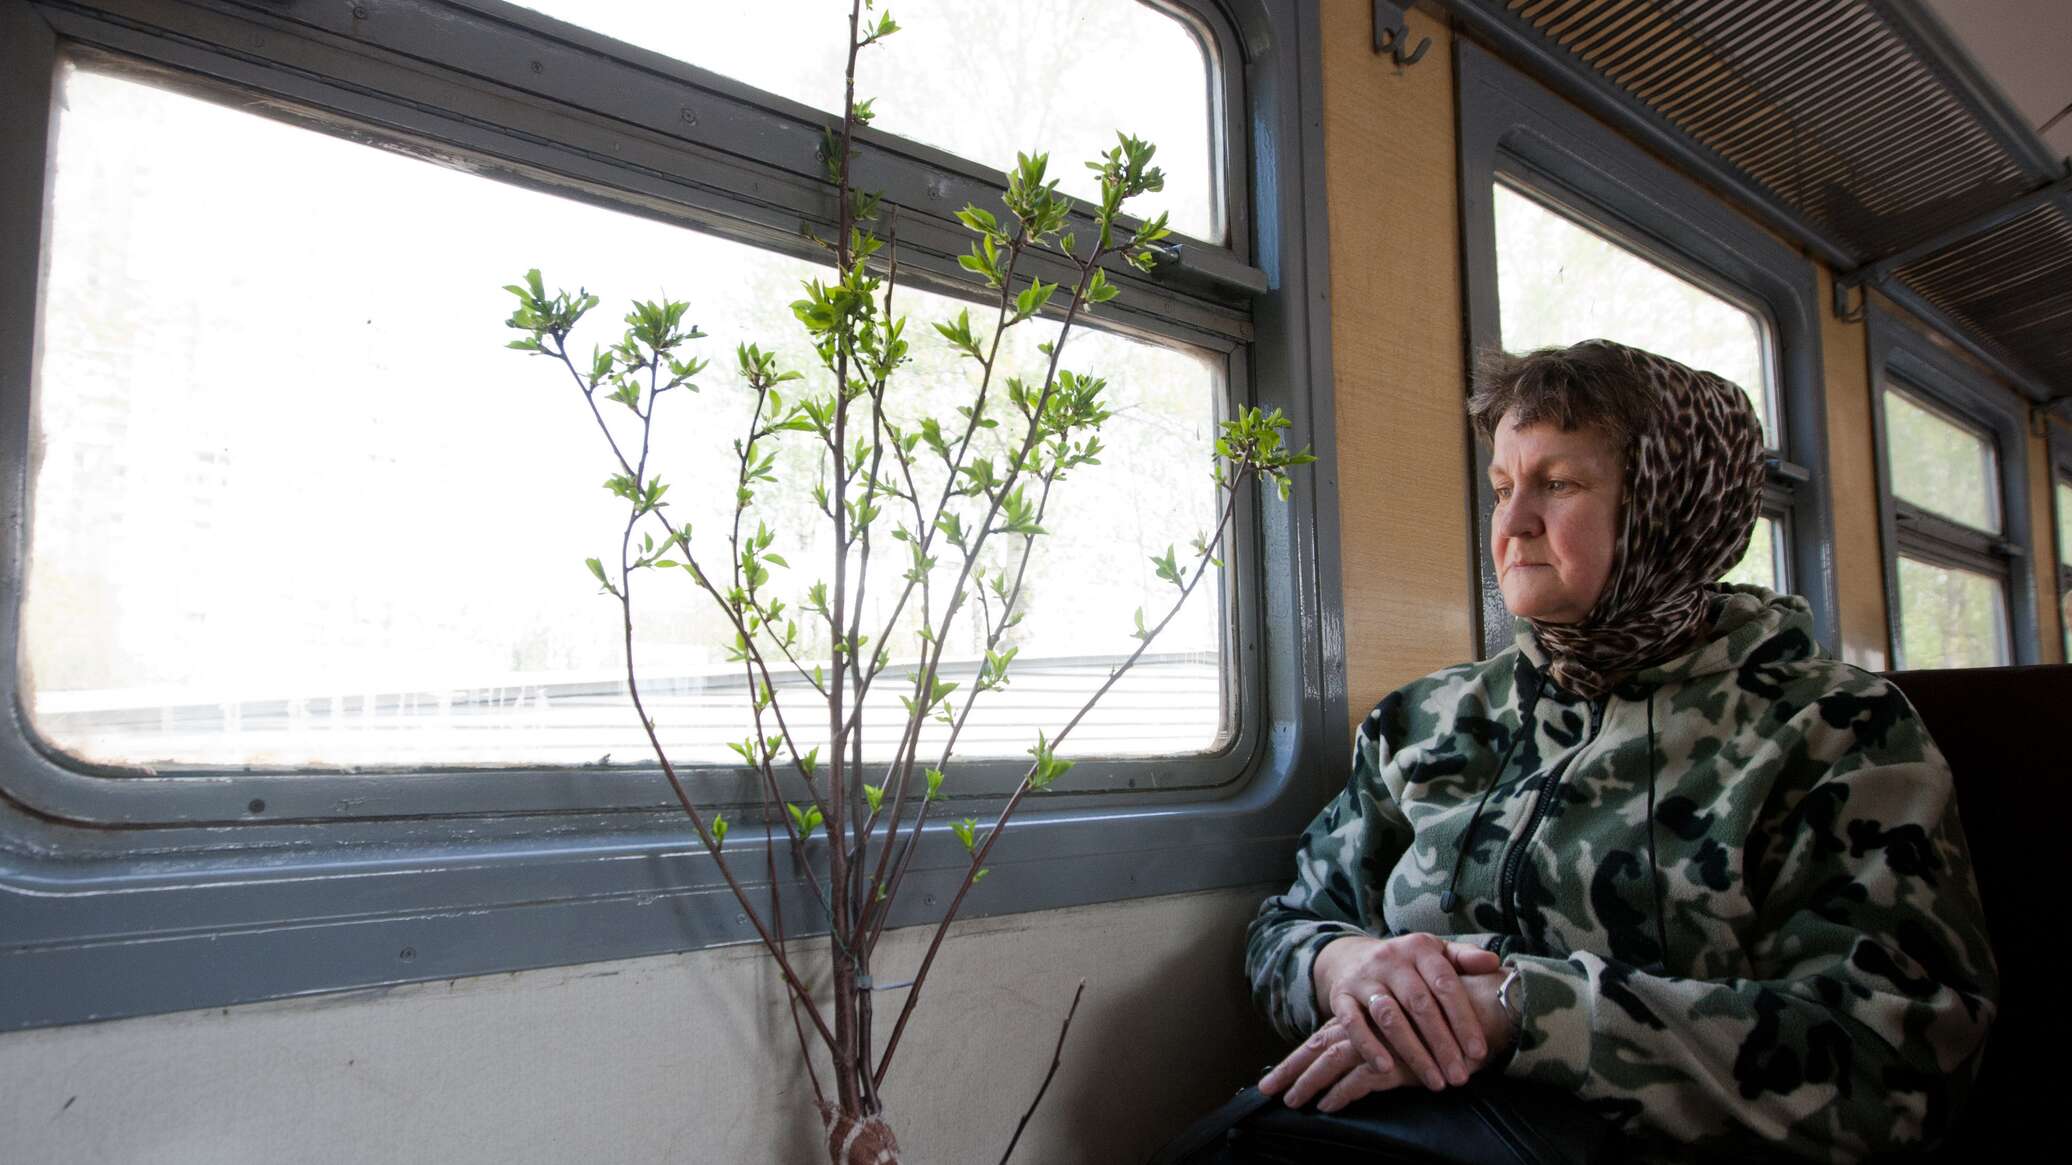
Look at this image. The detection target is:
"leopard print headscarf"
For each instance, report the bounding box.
[1529,340,1767,701]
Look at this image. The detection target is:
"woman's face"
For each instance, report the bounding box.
[1488,411,1624,624]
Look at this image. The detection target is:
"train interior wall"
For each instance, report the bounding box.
[2,5,2061,1162]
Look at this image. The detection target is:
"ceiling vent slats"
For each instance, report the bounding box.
[1459,0,2071,398]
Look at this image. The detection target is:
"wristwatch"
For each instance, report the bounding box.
[1495,961,1525,1059]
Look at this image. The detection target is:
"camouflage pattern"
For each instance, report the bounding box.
[1246,587,1998,1162]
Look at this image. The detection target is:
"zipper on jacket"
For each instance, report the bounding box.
[1497,696,1609,938]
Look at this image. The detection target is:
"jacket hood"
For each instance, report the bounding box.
[1514,583,1816,695]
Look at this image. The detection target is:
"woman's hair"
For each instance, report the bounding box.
[1467,342,1657,450]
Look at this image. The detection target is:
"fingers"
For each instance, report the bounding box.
[1367,975,1454,1090]
[1281,1033,1364,1110]
[1417,950,1490,1067]
[1256,1013,1421,1115]
[1300,934,1505,1098]
[1316,1059,1404,1114]
[1329,989,1395,1078]
[1445,940,1503,974]
[1257,1021,1337,1097]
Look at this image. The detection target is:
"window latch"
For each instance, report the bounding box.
[1765,456,1811,488]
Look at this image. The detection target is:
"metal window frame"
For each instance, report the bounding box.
[2042,422,2071,659]
[0,0,1346,1031]
[1456,39,1839,660]
[1868,304,2040,669]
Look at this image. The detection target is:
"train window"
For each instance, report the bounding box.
[1493,183,1776,443]
[1724,515,1783,592]
[1886,380,2011,668]
[23,60,1226,774]
[1493,182,1787,592]
[1895,558,2010,669]
[1869,309,2041,670]
[0,0,1336,1029]
[1458,43,1837,658]
[1884,388,2003,535]
[513,0,1223,244]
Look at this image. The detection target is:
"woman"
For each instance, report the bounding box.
[1246,340,1997,1162]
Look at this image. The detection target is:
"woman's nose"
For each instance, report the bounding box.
[1497,495,1543,539]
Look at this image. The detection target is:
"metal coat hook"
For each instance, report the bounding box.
[1373,1,1432,69]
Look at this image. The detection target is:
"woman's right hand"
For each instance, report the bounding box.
[1309,933,1503,1092]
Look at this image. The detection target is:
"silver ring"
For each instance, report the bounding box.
[1366,992,1386,1009]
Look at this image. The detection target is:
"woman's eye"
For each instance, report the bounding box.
[1492,485,1512,501]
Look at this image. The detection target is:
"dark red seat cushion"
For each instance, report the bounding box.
[1884,664,2068,1158]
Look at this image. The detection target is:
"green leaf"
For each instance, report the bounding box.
[787,801,825,840]
[710,813,729,850]
[1012,278,1057,323]
[864,784,884,814]
[1026,730,1074,791]
[585,557,608,587]
[951,816,980,853]
[1152,544,1183,588]
[953,205,1001,236]
[924,768,944,801]
[1084,268,1119,305]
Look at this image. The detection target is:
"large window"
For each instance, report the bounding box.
[1459,43,1836,657]
[1492,182,1786,594]
[1869,308,2040,670]
[28,60,1224,773]
[0,0,1339,1030]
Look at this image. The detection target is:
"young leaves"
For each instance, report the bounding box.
[1083,267,1119,307]
[501,267,599,350]
[951,817,981,853]
[1010,279,1057,325]
[933,309,986,363]
[787,802,825,840]
[957,231,1008,289]
[1215,405,1320,500]
[1151,544,1184,589]
[1027,731,1073,791]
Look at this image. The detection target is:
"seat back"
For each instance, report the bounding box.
[1883,663,2069,1157]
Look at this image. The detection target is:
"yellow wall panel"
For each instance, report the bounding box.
[1817,266,1890,670]
[1321,2,1474,729]
[2029,427,2062,662]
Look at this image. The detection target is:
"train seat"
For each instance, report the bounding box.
[1884,663,2067,1158]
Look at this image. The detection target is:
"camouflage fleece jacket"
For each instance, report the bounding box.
[1246,587,1997,1162]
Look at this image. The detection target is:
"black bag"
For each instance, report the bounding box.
[1148,1077,1621,1165]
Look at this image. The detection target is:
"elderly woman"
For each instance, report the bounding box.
[1246,340,1997,1162]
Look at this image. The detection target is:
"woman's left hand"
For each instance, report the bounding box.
[1260,966,1515,1112]
[1257,1017,1413,1111]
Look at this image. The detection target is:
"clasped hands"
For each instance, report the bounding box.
[1258,933,1514,1113]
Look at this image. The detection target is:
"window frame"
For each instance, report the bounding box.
[1455,40,1838,660]
[1868,305,2041,669]
[0,0,1345,1030]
